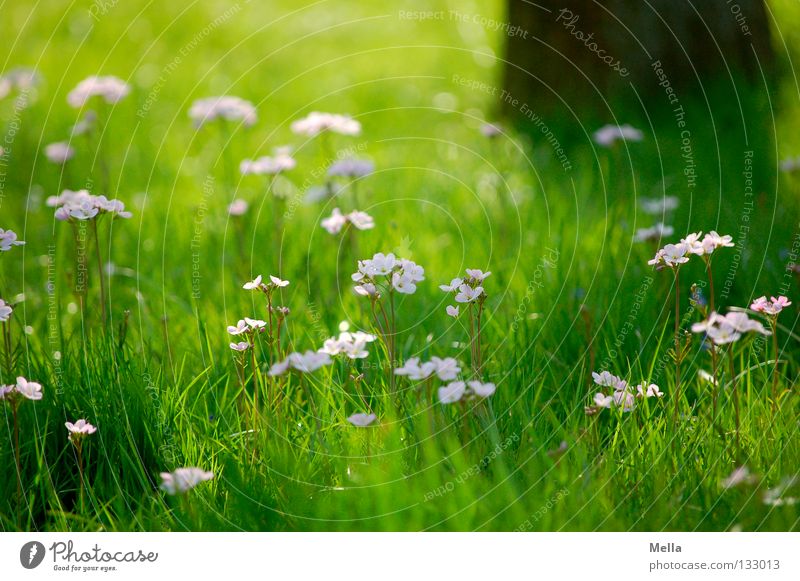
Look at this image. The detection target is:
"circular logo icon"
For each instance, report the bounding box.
[20,541,46,569]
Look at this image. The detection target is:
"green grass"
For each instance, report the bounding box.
[1,0,798,531]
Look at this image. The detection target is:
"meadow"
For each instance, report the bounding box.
[0,0,798,531]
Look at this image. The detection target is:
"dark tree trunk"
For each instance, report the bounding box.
[502,0,774,115]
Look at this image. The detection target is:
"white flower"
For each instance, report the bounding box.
[439,278,463,292]
[593,393,613,408]
[706,322,742,345]
[430,356,461,381]
[0,228,25,252]
[321,208,348,234]
[268,351,332,376]
[635,383,663,398]
[400,259,425,282]
[591,371,627,391]
[228,199,249,216]
[721,466,753,489]
[612,390,636,411]
[455,284,483,303]
[648,243,689,267]
[593,124,643,147]
[227,320,249,336]
[65,419,97,441]
[392,272,416,294]
[438,381,466,404]
[465,269,491,282]
[328,158,374,178]
[13,377,43,401]
[701,231,734,255]
[394,358,436,381]
[480,122,502,137]
[48,189,132,221]
[243,275,264,291]
[467,380,496,398]
[446,305,459,318]
[160,467,214,495]
[189,96,257,128]
[244,317,267,330]
[0,299,12,322]
[44,142,75,164]
[291,112,361,136]
[640,196,679,215]
[347,210,374,231]
[269,275,289,288]
[67,75,130,108]
[230,341,250,352]
[320,331,376,359]
[354,283,378,297]
[367,252,397,276]
[680,232,705,256]
[240,149,296,175]
[347,413,377,427]
[634,223,674,243]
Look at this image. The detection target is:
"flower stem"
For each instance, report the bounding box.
[771,320,779,411]
[13,404,21,502]
[672,268,681,427]
[91,220,107,324]
[729,344,740,453]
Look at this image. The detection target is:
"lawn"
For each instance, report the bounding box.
[1,0,798,531]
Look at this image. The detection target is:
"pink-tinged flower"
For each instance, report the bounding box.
[751,295,791,316]
[593,124,643,147]
[269,275,289,288]
[320,331,376,359]
[438,381,466,404]
[465,269,491,282]
[721,466,754,489]
[0,299,12,322]
[701,231,734,255]
[240,148,296,175]
[347,210,374,231]
[455,284,483,303]
[693,310,770,345]
[268,351,332,376]
[591,370,627,391]
[243,275,264,291]
[635,383,663,398]
[290,112,361,136]
[680,232,705,256]
[439,278,463,292]
[480,122,503,138]
[227,320,249,336]
[648,243,689,268]
[188,96,257,128]
[722,312,771,335]
[67,75,130,108]
[347,413,377,427]
[244,317,266,330]
[640,196,679,215]
[230,341,250,352]
[327,158,374,178]
[446,305,459,318]
[65,419,97,442]
[593,393,613,408]
[354,283,378,297]
[0,228,25,252]
[467,380,496,398]
[160,467,214,495]
[13,377,43,401]
[612,390,636,411]
[44,142,75,164]
[228,199,249,216]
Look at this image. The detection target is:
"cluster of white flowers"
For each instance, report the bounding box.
[320,331,376,359]
[439,268,490,316]
[692,311,771,345]
[189,96,257,128]
[352,252,425,296]
[240,147,296,175]
[751,296,791,316]
[347,412,377,427]
[67,75,130,108]
[321,208,374,234]
[640,196,679,215]
[648,231,733,268]
[291,112,361,136]
[438,380,496,404]
[47,189,132,221]
[227,317,267,340]
[242,274,290,293]
[593,124,643,147]
[394,356,461,381]
[160,467,214,496]
[269,350,332,376]
[327,158,374,178]
[44,142,75,164]
[0,298,12,322]
[634,222,674,243]
[0,376,43,403]
[586,371,663,415]
[228,199,249,216]
[0,68,39,99]
[0,228,25,252]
